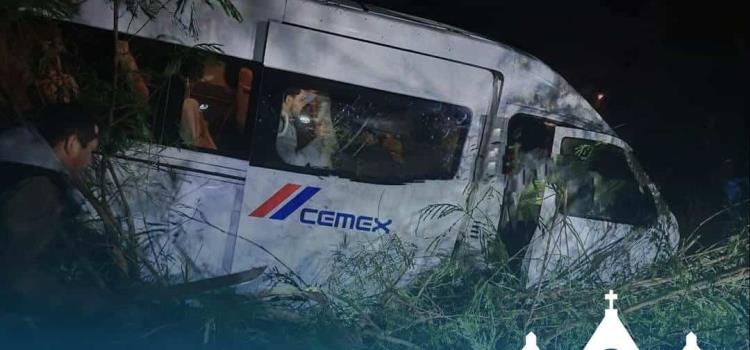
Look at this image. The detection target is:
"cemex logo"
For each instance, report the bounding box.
[249,183,392,234]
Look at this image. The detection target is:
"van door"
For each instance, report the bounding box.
[523,126,672,285]
[229,23,496,289]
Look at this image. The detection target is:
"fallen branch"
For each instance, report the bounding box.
[133,266,267,300]
[623,267,749,314]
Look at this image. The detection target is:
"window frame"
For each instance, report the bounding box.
[247,68,474,185]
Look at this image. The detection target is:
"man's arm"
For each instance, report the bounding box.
[276,117,303,165]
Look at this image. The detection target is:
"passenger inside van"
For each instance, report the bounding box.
[264,70,470,183]
[180,60,232,150]
[35,34,79,105]
[276,88,337,167]
[116,40,149,101]
[235,67,254,132]
[180,60,253,152]
[349,128,406,177]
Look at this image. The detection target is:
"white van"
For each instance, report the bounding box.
[61,0,678,289]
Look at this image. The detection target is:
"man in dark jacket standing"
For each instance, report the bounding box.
[0,104,107,319]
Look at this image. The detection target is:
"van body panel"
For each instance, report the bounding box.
[49,0,680,287]
[265,23,494,114]
[112,145,246,280]
[230,23,497,287]
[231,168,469,289]
[281,0,612,135]
[73,0,284,61]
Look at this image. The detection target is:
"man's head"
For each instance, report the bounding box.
[282,88,311,118]
[36,104,99,176]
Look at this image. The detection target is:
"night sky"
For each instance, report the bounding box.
[366,0,747,233]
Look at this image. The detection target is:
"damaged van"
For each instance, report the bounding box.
[52,0,677,289]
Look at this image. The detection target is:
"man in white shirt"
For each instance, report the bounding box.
[277,88,336,168]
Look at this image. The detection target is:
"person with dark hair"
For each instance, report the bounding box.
[0,103,111,320]
[277,88,309,162]
[34,104,100,176]
[277,88,337,167]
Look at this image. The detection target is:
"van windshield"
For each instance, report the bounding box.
[254,69,472,184]
[556,137,657,225]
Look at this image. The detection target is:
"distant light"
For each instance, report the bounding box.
[596,93,605,101]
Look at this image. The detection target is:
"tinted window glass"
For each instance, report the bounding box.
[52,22,259,159]
[251,69,471,184]
[557,137,657,225]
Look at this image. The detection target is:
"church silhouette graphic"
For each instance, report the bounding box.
[522,290,702,350]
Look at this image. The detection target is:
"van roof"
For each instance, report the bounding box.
[283,0,614,134]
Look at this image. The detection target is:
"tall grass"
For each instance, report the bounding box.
[75,205,745,350]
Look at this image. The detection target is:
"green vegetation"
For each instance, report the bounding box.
[53,211,743,349]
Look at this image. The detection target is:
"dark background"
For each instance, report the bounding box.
[366,0,747,238]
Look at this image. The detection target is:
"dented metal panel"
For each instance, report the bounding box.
[73,0,285,61]
[523,127,678,286]
[113,144,246,280]
[281,0,611,134]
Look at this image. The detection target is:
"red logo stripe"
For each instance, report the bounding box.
[249,183,301,217]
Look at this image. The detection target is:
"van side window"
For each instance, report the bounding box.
[175,60,256,156]
[502,114,556,177]
[251,69,472,184]
[557,137,657,225]
[499,114,556,270]
[55,22,259,159]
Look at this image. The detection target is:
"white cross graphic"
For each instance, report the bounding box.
[605,290,618,310]
[522,332,540,350]
[525,291,703,349]
[683,332,701,350]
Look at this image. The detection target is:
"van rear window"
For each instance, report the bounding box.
[251,69,472,184]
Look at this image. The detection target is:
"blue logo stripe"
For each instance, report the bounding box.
[269,186,321,220]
